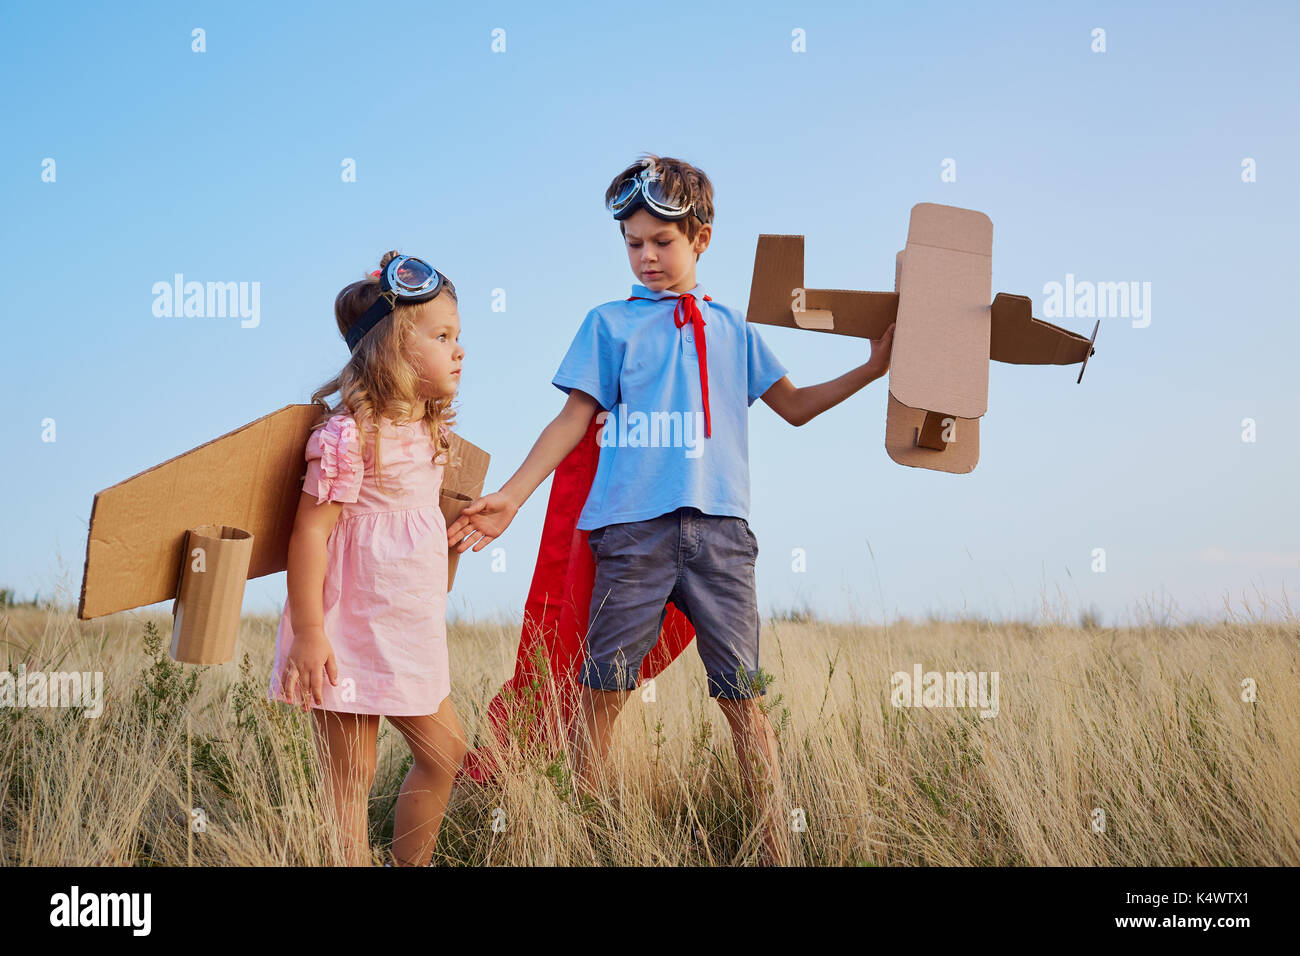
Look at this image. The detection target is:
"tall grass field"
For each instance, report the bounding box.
[1,604,1295,866]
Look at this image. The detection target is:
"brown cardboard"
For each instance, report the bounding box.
[889,203,991,418]
[990,293,1093,364]
[884,396,980,474]
[79,404,490,620]
[440,434,490,594]
[747,234,898,338]
[441,430,491,514]
[439,490,473,592]
[745,202,1097,474]
[170,525,253,665]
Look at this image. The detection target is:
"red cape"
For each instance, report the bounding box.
[457,410,696,783]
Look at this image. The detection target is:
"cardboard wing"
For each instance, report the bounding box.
[747,234,898,338]
[885,203,991,474]
[78,404,491,621]
[745,201,1098,475]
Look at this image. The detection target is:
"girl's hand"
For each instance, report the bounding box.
[281,626,339,713]
[868,322,896,376]
[447,492,519,553]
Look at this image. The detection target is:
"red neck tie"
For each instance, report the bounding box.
[626,292,712,438]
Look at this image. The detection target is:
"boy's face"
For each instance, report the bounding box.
[621,207,712,294]
[405,295,463,399]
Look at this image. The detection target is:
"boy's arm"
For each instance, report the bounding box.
[447,388,600,553]
[761,322,895,426]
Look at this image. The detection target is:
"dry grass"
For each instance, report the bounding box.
[0,603,1296,866]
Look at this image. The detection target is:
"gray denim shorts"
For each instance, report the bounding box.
[581,506,764,699]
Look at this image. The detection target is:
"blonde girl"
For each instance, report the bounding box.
[268,250,467,866]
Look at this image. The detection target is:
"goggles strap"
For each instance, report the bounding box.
[346,297,392,352]
[345,263,443,352]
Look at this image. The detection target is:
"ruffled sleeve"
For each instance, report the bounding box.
[302,413,362,504]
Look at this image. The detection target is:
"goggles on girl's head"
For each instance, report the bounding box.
[608,164,709,225]
[345,254,447,352]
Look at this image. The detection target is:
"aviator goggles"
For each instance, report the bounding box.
[345,254,448,352]
[607,164,710,225]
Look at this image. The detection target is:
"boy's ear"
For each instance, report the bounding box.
[692,223,712,257]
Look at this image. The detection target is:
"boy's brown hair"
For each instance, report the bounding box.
[605,153,715,248]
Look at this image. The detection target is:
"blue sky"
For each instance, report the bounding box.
[3,0,1297,627]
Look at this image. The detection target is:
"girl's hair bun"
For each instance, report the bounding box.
[377,250,402,273]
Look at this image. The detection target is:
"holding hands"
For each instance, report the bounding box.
[447,491,519,554]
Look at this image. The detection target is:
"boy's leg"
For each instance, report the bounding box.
[572,515,680,798]
[311,709,381,865]
[672,510,791,864]
[717,697,791,866]
[387,696,469,866]
[568,685,634,799]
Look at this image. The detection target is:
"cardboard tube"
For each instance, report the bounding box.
[439,489,474,592]
[170,524,254,665]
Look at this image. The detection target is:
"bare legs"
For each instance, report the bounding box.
[567,685,790,865]
[311,709,380,866]
[716,696,791,866]
[310,697,467,867]
[387,699,468,866]
[569,687,633,796]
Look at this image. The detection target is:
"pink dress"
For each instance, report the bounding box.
[267,412,452,716]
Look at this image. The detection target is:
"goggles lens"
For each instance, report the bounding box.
[641,177,689,215]
[393,257,436,292]
[609,177,641,213]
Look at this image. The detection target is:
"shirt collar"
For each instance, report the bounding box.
[629,283,708,301]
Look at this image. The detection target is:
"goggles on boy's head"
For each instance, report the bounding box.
[608,164,710,225]
[345,254,447,352]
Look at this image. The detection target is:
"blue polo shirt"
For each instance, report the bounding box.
[553,283,788,530]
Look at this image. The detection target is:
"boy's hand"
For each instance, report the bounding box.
[868,322,896,375]
[447,492,519,553]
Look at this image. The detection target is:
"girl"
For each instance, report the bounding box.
[268,250,467,867]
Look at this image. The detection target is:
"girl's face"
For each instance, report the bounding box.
[405,296,463,399]
[621,207,711,294]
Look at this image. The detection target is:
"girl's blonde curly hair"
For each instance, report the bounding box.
[309,250,458,493]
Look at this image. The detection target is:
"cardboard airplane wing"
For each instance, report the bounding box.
[78,404,490,621]
[747,234,899,337]
[884,203,992,473]
[745,201,1098,475]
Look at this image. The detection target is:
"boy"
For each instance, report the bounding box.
[447,154,894,864]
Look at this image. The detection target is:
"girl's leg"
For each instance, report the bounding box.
[311,709,381,866]
[386,697,468,866]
